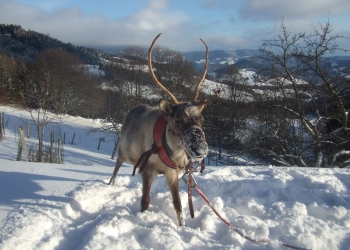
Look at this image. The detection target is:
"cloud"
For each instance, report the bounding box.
[124,0,189,33]
[239,0,350,21]
[201,33,249,50]
[148,0,169,10]
[203,0,236,9]
[0,0,194,51]
[0,0,349,53]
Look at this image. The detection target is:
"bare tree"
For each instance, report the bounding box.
[22,61,53,161]
[18,49,101,161]
[32,49,98,115]
[151,45,197,101]
[119,46,147,101]
[204,65,250,162]
[251,20,350,167]
[0,51,17,104]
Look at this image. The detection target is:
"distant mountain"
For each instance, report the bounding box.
[0,24,110,64]
[183,49,258,61]
[2,23,350,74]
[183,48,350,74]
[332,58,350,68]
[182,49,260,72]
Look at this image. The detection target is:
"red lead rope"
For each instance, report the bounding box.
[193,185,311,250]
[183,168,311,250]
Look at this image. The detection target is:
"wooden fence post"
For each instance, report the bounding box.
[17,126,25,161]
[49,131,54,163]
[71,133,75,144]
[97,137,102,150]
[29,146,34,162]
[58,138,62,164]
[27,124,30,138]
[0,112,3,141]
[111,141,118,159]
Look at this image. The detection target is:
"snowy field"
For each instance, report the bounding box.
[0,105,350,250]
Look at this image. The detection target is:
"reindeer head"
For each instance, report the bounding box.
[148,33,214,161]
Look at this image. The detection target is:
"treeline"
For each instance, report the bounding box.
[0,47,107,161]
[0,24,109,64]
[0,48,102,116]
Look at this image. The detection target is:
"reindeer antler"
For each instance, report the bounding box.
[148,34,209,105]
[148,33,180,105]
[193,38,209,102]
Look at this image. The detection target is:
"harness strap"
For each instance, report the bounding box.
[132,143,159,176]
[132,115,177,176]
[156,116,176,169]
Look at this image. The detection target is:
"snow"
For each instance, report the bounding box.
[85,65,105,76]
[239,69,256,85]
[201,79,232,99]
[1,105,350,250]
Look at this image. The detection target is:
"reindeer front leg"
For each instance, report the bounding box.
[141,170,154,211]
[166,172,185,226]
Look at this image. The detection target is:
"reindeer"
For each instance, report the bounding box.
[108,33,213,226]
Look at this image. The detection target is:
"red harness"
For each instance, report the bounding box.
[153,115,177,168]
[132,115,176,175]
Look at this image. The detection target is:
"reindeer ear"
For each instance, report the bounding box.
[159,99,173,117]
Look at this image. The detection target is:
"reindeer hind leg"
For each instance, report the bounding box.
[108,157,124,185]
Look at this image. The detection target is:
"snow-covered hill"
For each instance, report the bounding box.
[0,105,350,250]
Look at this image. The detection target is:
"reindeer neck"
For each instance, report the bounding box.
[165,125,189,169]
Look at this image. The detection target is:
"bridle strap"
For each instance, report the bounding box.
[182,125,204,136]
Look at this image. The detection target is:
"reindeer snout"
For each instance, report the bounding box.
[192,142,208,158]
[196,142,208,156]
[181,127,208,161]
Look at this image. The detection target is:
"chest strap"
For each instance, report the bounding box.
[132,115,176,176]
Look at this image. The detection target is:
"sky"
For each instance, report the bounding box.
[1,0,350,53]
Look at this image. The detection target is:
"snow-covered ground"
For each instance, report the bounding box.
[1,105,350,250]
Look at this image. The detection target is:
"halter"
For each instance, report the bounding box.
[182,125,203,136]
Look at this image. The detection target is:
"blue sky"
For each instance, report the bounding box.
[1,0,350,53]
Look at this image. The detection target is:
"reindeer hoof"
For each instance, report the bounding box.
[177,213,185,226]
[108,177,115,185]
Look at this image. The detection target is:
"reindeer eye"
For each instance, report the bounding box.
[174,113,182,122]
[175,119,182,125]
[175,116,182,125]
